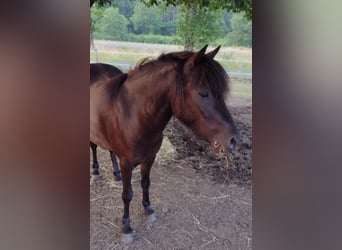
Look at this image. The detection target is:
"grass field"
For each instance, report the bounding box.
[91,40,252,77]
[230,80,252,100]
[91,50,251,73]
[90,40,252,102]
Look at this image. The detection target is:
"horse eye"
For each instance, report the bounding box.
[199,92,209,98]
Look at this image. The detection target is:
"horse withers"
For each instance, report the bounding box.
[90,45,238,244]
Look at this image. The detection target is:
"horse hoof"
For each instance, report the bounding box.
[92,174,102,180]
[147,213,157,223]
[122,233,134,244]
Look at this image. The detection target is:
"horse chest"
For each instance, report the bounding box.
[131,135,163,165]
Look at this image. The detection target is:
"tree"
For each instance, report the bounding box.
[177,4,223,50]
[130,2,163,34]
[226,12,252,47]
[159,5,178,35]
[91,3,105,33]
[90,3,106,50]
[222,11,234,34]
[90,0,252,49]
[98,7,129,40]
[115,0,137,19]
[141,0,251,50]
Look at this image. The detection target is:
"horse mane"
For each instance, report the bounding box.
[106,73,128,102]
[128,50,230,100]
[197,55,230,99]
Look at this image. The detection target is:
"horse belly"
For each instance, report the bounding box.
[90,114,112,150]
[90,86,114,150]
[90,131,111,150]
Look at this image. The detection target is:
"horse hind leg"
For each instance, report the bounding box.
[109,151,122,182]
[141,158,157,223]
[90,142,102,180]
[120,161,134,244]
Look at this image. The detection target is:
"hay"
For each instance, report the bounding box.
[155,136,177,164]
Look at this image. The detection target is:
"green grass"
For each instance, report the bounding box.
[219,60,252,73]
[91,51,251,74]
[218,51,252,62]
[230,80,252,100]
[90,51,142,65]
[91,47,252,101]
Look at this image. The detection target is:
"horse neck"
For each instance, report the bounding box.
[124,65,176,132]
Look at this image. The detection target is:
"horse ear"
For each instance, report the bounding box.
[206,45,221,59]
[187,44,208,66]
[198,44,208,55]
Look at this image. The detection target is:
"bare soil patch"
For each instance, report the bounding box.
[90,104,252,249]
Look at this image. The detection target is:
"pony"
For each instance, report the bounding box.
[90,45,238,243]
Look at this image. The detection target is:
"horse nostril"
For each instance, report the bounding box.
[229,137,237,150]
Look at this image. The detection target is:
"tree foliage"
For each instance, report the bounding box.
[226,12,252,47]
[90,0,252,48]
[115,0,137,19]
[141,0,252,19]
[91,0,251,19]
[131,2,163,34]
[177,4,223,50]
[222,11,234,34]
[98,7,129,40]
[91,4,105,32]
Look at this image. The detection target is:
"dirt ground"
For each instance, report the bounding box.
[90,97,252,250]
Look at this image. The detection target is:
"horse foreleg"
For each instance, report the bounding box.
[120,161,134,244]
[109,151,121,181]
[90,142,101,179]
[140,157,156,223]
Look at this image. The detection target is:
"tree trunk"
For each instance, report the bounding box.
[90,21,99,62]
[90,22,95,49]
[184,35,194,51]
[183,3,194,51]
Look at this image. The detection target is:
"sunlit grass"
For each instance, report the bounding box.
[230,80,252,100]
[90,51,252,73]
[90,51,141,65]
[219,60,252,73]
[90,47,252,101]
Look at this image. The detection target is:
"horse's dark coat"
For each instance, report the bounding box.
[90,46,238,240]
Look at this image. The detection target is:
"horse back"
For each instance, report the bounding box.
[90,63,122,84]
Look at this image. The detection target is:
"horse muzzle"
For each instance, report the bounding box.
[212,134,239,153]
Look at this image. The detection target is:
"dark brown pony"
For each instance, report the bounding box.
[90,45,238,244]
